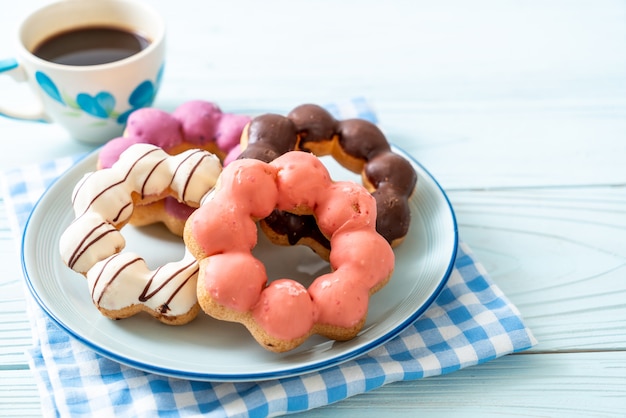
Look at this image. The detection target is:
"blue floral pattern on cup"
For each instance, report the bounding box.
[76,92,115,119]
[35,72,64,105]
[34,64,164,125]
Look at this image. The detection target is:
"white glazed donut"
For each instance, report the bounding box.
[59,143,222,325]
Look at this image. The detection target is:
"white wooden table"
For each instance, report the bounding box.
[1,0,625,416]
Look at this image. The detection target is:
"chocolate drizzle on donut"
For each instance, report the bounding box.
[93,256,142,304]
[59,144,223,325]
[138,260,199,308]
[141,157,167,198]
[69,148,215,270]
[67,222,118,269]
[165,149,212,202]
[73,147,161,211]
[238,104,417,247]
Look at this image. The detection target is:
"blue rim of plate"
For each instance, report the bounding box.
[21,144,458,382]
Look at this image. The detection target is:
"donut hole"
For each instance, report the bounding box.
[317,155,361,183]
[249,155,366,289]
[122,223,186,270]
[252,224,330,289]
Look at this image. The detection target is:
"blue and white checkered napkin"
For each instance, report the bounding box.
[1,99,536,417]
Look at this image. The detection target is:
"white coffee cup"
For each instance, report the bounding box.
[0,0,165,145]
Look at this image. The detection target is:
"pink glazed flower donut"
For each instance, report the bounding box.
[97,100,251,235]
[183,151,395,352]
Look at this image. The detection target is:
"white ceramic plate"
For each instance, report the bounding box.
[22,146,457,382]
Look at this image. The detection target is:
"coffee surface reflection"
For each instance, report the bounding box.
[33,26,150,66]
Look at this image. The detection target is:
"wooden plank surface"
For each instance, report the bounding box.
[1,0,625,416]
[452,187,626,352]
[0,370,43,418]
[298,352,626,417]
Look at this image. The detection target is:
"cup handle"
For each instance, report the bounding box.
[0,58,50,122]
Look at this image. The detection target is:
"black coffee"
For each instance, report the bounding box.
[32,26,150,66]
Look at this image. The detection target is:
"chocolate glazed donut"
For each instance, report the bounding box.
[238,104,417,257]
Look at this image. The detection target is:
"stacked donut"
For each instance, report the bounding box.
[59,143,222,325]
[238,104,417,259]
[59,101,417,352]
[98,100,251,235]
